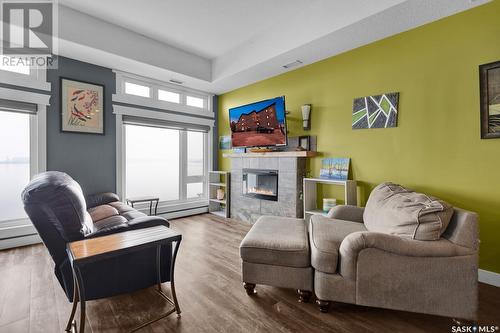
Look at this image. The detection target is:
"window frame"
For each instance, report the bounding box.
[114,104,214,215]
[113,71,213,118]
[0,56,51,91]
[0,87,49,248]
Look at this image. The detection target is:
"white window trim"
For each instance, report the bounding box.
[113,71,214,118]
[0,87,49,249]
[0,64,51,91]
[114,104,214,215]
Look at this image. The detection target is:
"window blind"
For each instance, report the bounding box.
[123,115,210,133]
[0,98,37,114]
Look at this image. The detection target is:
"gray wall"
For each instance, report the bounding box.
[47,57,116,194]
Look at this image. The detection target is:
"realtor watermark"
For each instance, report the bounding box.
[451,325,499,333]
[1,0,58,69]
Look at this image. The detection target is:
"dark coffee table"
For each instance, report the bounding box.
[65,225,182,333]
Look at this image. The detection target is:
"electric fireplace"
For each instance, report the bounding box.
[242,169,278,201]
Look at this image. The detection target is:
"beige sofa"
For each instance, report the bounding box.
[310,182,479,320]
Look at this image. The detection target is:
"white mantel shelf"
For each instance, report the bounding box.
[223,151,317,158]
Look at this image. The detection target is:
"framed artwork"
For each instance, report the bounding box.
[319,158,350,180]
[479,61,500,139]
[352,92,399,129]
[61,78,104,134]
[219,135,232,150]
[298,135,310,150]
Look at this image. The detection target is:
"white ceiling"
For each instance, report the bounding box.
[57,0,491,94]
[60,0,309,59]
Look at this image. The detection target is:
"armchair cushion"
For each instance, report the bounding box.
[364,182,454,240]
[309,215,366,273]
[327,205,365,223]
[339,231,476,280]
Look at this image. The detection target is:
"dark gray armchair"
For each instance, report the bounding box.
[22,171,171,301]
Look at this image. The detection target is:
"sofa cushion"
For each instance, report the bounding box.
[240,216,310,268]
[309,215,366,273]
[364,182,454,241]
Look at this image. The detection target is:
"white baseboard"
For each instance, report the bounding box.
[161,207,208,220]
[0,234,42,250]
[478,269,500,287]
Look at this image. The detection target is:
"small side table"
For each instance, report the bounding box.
[126,196,160,216]
[65,225,182,333]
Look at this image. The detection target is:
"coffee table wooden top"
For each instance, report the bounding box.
[68,225,181,263]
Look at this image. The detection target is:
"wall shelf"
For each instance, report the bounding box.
[209,182,226,187]
[303,178,357,222]
[208,171,230,218]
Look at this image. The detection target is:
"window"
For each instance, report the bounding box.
[158,89,180,103]
[0,111,30,221]
[125,125,180,201]
[187,131,204,176]
[114,72,212,116]
[124,122,208,206]
[0,56,30,75]
[186,95,204,108]
[125,82,150,98]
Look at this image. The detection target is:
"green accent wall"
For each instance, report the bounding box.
[218,1,500,273]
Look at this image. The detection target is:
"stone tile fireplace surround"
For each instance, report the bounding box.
[225,153,310,223]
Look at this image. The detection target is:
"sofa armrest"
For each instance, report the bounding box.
[339,231,476,280]
[327,205,365,223]
[85,192,120,209]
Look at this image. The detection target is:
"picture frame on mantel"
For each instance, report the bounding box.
[479,60,500,139]
[298,135,311,150]
[60,77,105,135]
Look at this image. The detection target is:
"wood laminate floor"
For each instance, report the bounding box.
[0,214,498,333]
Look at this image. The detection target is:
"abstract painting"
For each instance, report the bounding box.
[61,78,104,134]
[480,61,500,139]
[319,158,350,180]
[352,92,399,129]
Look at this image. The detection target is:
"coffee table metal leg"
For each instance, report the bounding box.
[156,244,162,291]
[170,239,182,316]
[154,200,159,216]
[130,242,180,332]
[65,275,79,332]
[74,266,86,333]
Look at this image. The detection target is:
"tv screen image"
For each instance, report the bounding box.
[229,96,287,148]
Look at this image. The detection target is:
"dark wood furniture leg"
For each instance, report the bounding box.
[317,299,331,313]
[297,290,312,303]
[243,283,256,295]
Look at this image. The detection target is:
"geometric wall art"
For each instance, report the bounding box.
[352,92,399,129]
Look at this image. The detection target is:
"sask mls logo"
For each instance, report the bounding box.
[1,0,53,54]
[452,325,499,333]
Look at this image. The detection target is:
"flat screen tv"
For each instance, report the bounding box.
[229,96,287,148]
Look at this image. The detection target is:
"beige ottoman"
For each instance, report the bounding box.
[239,216,313,302]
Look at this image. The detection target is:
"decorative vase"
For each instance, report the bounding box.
[217,189,225,200]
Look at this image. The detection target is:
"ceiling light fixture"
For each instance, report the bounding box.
[282,60,303,69]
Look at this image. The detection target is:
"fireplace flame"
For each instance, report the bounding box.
[248,187,276,196]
